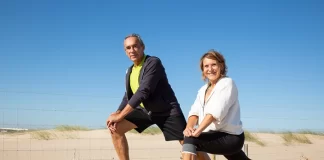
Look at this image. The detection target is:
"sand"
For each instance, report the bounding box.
[1,129,324,160]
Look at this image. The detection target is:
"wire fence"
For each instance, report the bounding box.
[1,107,324,160]
[1,89,324,160]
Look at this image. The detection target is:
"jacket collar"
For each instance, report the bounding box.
[125,55,150,96]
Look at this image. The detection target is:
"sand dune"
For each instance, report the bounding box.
[1,129,324,160]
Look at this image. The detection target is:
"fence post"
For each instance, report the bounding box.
[243,144,248,156]
[212,154,216,160]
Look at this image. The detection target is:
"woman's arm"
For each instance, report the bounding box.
[205,79,238,123]
[186,115,198,128]
[183,93,201,137]
[192,114,214,137]
[187,93,200,126]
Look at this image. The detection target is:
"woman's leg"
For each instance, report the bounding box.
[182,152,196,160]
[224,150,251,160]
[197,152,211,160]
[182,131,247,160]
[182,143,198,160]
[199,132,245,155]
[182,151,211,160]
[182,132,226,160]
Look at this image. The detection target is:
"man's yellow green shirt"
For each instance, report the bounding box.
[129,55,146,108]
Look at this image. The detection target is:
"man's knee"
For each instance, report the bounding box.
[109,119,137,137]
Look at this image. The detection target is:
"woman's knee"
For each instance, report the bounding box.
[183,136,198,145]
[183,137,199,156]
[182,143,197,155]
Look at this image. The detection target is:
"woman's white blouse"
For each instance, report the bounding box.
[188,77,244,135]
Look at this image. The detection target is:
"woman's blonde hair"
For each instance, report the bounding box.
[199,49,228,84]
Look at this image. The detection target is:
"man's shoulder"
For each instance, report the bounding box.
[145,55,161,63]
[144,55,164,68]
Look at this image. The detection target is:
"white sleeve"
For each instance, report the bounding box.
[204,79,238,123]
[188,94,200,118]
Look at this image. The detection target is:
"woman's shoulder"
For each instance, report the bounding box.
[197,83,209,93]
[217,77,236,88]
[219,77,234,84]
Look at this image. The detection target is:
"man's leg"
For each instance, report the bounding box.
[109,108,153,160]
[110,119,137,160]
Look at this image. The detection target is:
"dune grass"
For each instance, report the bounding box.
[30,131,57,140]
[1,125,90,140]
[129,126,162,135]
[257,129,324,136]
[30,130,80,140]
[281,132,312,145]
[0,130,30,136]
[244,130,266,146]
[55,125,90,131]
[295,129,324,136]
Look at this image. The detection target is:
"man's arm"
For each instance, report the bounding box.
[118,104,134,119]
[117,92,128,112]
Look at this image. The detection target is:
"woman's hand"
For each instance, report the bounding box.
[183,127,196,137]
[191,129,202,137]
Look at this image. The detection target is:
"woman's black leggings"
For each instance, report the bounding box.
[183,131,251,160]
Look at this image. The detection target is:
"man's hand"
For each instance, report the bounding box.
[106,111,121,133]
[106,105,134,134]
[183,127,196,137]
[108,122,117,133]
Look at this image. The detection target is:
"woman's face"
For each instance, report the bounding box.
[202,58,219,83]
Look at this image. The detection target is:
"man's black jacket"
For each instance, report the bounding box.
[117,55,182,115]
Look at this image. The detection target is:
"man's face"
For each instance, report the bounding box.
[124,37,144,63]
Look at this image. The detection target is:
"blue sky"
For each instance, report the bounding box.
[0,0,323,132]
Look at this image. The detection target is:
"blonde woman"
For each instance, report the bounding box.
[182,50,251,160]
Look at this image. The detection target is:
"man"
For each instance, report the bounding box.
[106,33,210,160]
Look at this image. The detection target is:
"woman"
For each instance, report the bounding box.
[182,50,251,160]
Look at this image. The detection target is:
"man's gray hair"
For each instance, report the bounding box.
[124,33,145,49]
